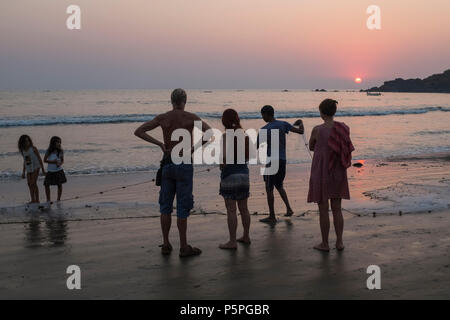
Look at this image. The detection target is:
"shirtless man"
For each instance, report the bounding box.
[135,88,211,257]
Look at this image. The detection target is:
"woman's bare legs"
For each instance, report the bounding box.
[314,200,330,251]
[27,170,40,203]
[331,198,344,250]
[57,184,63,201]
[45,184,63,203]
[220,199,238,249]
[237,199,251,244]
[26,173,34,203]
[33,170,40,203]
[45,184,51,202]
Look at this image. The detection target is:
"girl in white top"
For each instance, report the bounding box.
[19,135,46,204]
[44,136,67,202]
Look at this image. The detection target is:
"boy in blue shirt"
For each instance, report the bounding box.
[258,105,304,224]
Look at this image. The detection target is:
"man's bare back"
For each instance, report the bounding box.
[157,109,201,150]
[134,89,209,257]
[134,105,210,155]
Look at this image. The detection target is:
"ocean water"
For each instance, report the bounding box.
[0,89,449,180]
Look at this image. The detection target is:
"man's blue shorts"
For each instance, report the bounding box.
[159,163,194,219]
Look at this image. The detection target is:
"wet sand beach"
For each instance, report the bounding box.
[0,155,449,299]
[0,209,449,299]
[1,0,450,302]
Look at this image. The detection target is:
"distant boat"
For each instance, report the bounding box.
[282,89,289,92]
[367,92,382,96]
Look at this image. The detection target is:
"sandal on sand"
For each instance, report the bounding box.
[159,244,173,255]
[179,245,202,258]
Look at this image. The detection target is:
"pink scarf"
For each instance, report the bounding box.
[328,122,354,171]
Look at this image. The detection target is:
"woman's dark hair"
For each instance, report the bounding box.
[222,109,248,164]
[222,108,242,130]
[46,136,63,157]
[319,99,338,117]
[18,135,33,155]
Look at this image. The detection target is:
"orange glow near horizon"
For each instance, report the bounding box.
[1,0,450,89]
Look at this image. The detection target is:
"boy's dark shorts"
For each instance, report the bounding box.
[159,163,194,219]
[263,159,286,191]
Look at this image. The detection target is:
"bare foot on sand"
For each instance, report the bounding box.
[314,243,330,252]
[260,217,277,224]
[284,209,294,217]
[219,241,237,250]
[179,245,202,258]
[237,236,251,245]
[336,242,345,251]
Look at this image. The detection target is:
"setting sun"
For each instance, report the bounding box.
[355,77,362,84]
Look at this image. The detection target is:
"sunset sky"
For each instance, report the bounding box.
[1,0,449,89]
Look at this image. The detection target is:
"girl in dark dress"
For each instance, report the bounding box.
[43,136,67,203]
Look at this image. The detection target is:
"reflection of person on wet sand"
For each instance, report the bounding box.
[25,220,43,248]
[46,219,68,246]
[25,219,68,247]
[307,99,354,252]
